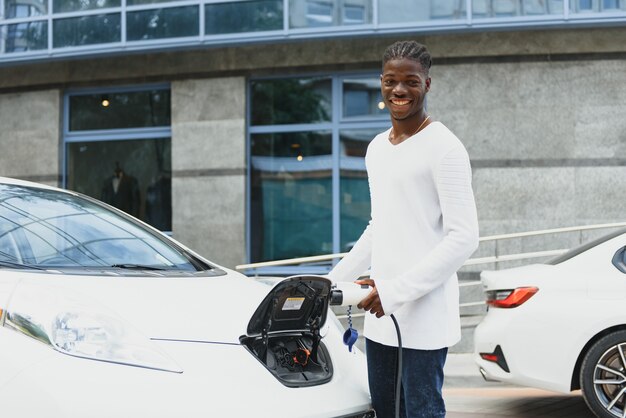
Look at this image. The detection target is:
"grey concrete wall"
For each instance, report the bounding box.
[171,77,246,268]
[0,90,61,186]
[427,58,626,271]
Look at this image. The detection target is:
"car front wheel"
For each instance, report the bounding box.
[581,331,626,418]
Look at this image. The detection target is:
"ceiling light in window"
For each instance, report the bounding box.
[101,95,110,107]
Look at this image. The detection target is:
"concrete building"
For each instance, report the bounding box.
[1,0,625,272]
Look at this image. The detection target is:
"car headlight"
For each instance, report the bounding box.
[1,281,182,373]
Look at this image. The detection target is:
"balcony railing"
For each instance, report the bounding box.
[236,221,626,274]
[1,0,626,64]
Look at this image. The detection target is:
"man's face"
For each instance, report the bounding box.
[380,58,430,121]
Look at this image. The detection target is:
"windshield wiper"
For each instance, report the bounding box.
[0,260,46,270]
[111,264,168,271]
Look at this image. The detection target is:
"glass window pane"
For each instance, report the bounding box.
[290,0,372,28]
[339,129,375,251]
[205,0,283,35]
[522,0,564,15]
[251,77,331,125]
[3,21,47,53]
[568,0,623,11]
[250,131,332,262]
[343,77,385,118]
[53,0,119,13]
[570,0,595,11]
[67,138,172,231]
[379,0,464,23]
[69,89,171,131]
[5,0,47,18]
[127,6,199,41]
[53,14,121,48]
[128,0,186,5]
[603,0,618,9]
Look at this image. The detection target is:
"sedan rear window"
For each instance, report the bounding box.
[613,246,626,274]
[0,184,205,271]
[547,228,626,265]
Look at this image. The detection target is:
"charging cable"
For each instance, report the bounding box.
[390,314,402,418]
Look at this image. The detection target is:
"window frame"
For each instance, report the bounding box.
[246,71,389,275]
[62,83,173,232]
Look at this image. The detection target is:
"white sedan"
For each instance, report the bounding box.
[0,177,373,418]
[474,227,626,418]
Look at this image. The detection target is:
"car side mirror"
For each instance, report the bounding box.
[613,246,626,274]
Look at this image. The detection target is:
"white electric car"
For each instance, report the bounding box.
[474,227,626,418]
[0,177,373,418]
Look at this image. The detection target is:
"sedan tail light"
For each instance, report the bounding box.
[486,287,538,308]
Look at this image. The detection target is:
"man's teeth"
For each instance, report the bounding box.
[392,100,410,105]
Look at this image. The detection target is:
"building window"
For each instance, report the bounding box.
[289,0,372,28]
[64,86,172,231]
[127,6,199,41]
[205,0,283,35]
[249,74,388,268]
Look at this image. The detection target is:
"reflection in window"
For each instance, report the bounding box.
[472,0,565,17]
[570,0,625,11]
[67,138,172,231]
[379,0,464,23]
[523,0,564,14]
[340,129,374,251]
[53,14,121,47]
[0,184,190,269]
[289,0,372,28]
[343,77,385,118]
[53,0,120,13]
[250,131,332,262]
[127,6,199,41]
[251,78,331,125]
[4,21,47,53]
[69,89,170,131]
[5,0,47,18]
[205,0,283,35]
[127,0,185,5]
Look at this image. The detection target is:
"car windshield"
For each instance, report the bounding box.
[546,228,626,265]
[0,183,202,271]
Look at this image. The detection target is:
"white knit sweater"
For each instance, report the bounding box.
[328,121,479,349]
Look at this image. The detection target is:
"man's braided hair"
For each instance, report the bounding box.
[382,41,431,74]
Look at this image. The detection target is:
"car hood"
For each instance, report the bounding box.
[3,270,274,345]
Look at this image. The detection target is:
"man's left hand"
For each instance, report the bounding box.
[355,278,385,318]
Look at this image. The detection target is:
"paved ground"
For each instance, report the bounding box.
[443,354,595,417]
[444,387,593,417]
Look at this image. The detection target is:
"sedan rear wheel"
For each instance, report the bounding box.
[582,331,626,418]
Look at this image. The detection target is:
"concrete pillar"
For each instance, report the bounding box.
[171,77,246,269]
[0,90,61,186]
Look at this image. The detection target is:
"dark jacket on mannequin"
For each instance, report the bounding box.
[101,172,140,218]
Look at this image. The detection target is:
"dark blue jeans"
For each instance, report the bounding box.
[366,338,447,418]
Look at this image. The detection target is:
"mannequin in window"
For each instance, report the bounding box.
[101,162,140,218]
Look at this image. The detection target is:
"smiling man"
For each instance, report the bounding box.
[328,41,479,418]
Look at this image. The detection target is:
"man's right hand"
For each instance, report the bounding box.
[355,279,386,318]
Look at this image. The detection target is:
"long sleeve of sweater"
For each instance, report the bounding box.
[375,146,479,315]
[327,221,373,283]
